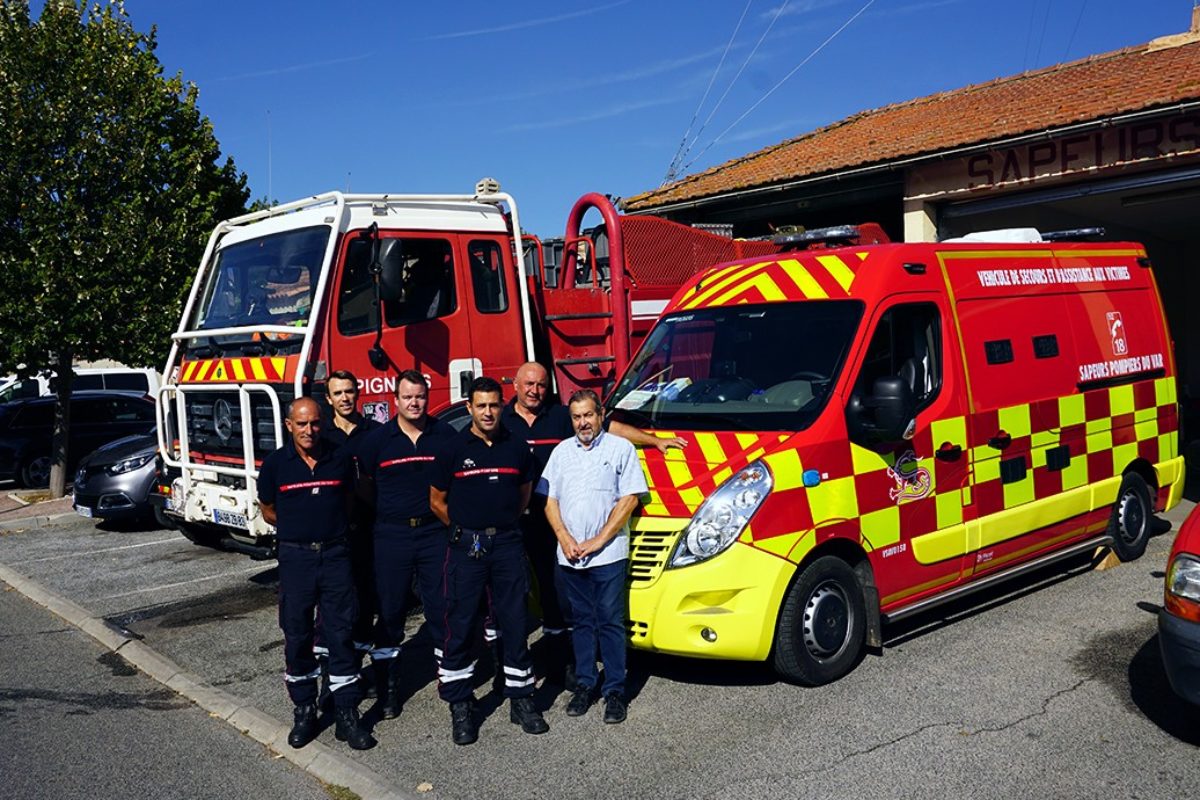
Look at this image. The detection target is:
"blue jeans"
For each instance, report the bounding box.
[558,559,627,697]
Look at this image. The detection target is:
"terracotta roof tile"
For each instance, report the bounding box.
[626,39,1200,210]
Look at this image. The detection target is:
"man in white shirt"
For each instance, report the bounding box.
[539,389,647,724]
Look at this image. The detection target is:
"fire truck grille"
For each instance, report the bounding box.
[182,389,290,462]
[628,528,678,585]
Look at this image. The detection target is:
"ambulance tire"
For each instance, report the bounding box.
[1109,473,1152,563]
[773,556,866,686]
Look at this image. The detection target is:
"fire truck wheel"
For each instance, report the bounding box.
[773,555,866,686]
[1109,472,1152,562]
[177,522,225,550]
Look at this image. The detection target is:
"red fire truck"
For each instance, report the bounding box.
[155,180,783,555]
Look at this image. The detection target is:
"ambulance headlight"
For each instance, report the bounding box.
[670,460,772,568]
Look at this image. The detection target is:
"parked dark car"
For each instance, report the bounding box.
[1160,504,1200,706]
[0,391,156,488]
[73,433,171,526]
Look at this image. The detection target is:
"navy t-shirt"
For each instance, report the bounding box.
[358,416,456,523]
[430,426,534,530]
[257,440,354,543]
[500,400,573,484]
[321,413,381,468]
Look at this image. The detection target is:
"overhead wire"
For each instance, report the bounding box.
[673,0,792,177]
[664,0,754,184]
[1062,0,1087,62]
[680,0,876,175]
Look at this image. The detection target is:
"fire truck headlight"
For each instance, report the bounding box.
[670,461,772,568]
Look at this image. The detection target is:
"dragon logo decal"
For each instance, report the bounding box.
[887,451,932,503]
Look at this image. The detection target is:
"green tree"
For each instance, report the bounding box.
[0,0,249,496]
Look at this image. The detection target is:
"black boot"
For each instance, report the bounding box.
[334,706,376,751]
[450,700,478,746]
[377,658,403,720]
[287,702,318,749]
[509,696,549,734]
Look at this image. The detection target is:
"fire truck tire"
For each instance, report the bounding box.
[178,522,225,550]
[773,555,866,686]
[1109,472,1152,562]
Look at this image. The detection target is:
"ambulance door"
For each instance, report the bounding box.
[326,231,475,418]
[957,293,1075,574]
[844,296,973,607]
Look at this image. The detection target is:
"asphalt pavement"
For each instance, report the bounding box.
[0,582,332,800]
[1,500,1198,800]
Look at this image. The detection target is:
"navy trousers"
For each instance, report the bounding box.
[277,539,362,709]
[438,528,534,703]
[374,521,448,664]
[520,508,572,634]
[558,559,628,697]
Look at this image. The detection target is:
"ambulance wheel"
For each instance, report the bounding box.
[1109,473,1152,562]
[773,556,866,685]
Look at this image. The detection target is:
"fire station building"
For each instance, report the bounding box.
[623,20,1200,428]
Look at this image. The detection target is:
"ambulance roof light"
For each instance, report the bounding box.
[1040,227,1106,241]
[773,225,860,250]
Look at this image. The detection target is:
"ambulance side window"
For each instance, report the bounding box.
[853,303,941,410]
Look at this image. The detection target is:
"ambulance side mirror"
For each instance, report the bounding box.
[846,376,915,444]
[872,376,916,442]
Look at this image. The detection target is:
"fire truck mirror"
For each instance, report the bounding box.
[377,238,406,303]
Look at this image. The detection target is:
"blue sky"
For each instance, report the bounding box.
[120,0,1192,236]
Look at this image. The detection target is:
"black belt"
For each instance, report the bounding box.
[277,537,347,551]
[382,513,438,528]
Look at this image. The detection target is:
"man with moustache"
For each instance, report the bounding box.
[540,390,647,724]
[257,398,374,751]
[356,370,456,720]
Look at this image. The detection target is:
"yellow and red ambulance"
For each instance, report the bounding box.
[607,227,1184,685]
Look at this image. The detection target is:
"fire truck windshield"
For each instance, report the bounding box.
[187,225,330,349]
[607,301,863,432]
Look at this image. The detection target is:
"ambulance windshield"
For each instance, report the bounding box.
[607,301,863,432]
[187,226,330,348]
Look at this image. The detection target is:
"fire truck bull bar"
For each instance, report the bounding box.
[156,381,284,540]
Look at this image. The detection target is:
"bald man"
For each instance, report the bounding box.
[500,362,683,686]
[258,398,374,751]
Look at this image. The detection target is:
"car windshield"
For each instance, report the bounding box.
[607,301,863,432]
[189,226,330,337]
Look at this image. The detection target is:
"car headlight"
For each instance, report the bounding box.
[1167,554,1200,603]
[669,460,772,568]
[107,452,154,475]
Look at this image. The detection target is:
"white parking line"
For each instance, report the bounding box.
[95,564,270,601]
[12,536,187,565]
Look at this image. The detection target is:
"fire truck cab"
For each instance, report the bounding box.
[606,227,1185,685]
[157,181,782,553]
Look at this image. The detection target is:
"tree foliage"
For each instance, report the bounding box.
[0,0,249,375]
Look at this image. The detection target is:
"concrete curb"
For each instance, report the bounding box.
[0,511,79,532]
[0,562,415,800]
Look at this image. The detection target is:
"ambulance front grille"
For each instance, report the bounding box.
[628,529,680,585]
[626,619,649,643]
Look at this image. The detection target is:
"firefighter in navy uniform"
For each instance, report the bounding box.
[316,371,381,701]
[257,397,375,751]
[499,362,575,683]
[431,376,548,745]
[357,369,456,721]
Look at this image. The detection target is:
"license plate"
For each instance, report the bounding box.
[75,506,93,518]
[213,509,248,529]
